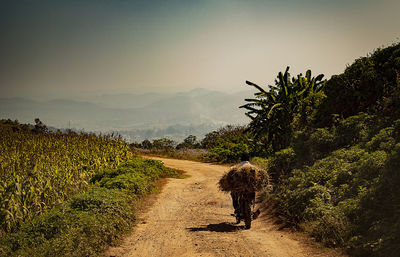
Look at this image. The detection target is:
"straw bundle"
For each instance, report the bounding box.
[218,164,269,193]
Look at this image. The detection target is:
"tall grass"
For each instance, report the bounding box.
[0,120,131,234]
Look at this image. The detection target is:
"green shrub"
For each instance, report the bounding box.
[201,125,254,163]
[251,157,269,170]
[272,142,395,253]
[3,188,136,257]
[309,128,336,158]
[349,143,400,256]
[334,113,377,147]
[309,207,350,247]
[292,128,335,164]
[267,148,296,180]
[205,142,251,163]
[102,173,150,194]
[366,127,396,151]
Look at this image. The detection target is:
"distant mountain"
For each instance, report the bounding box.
[0,88,253,142]
[79,92,169,109]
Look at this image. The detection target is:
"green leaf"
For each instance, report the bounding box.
[267,103,282,119]
[315,74,324,81]
[246,80,268,94]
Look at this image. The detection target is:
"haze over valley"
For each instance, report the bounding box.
[0,88,252,142]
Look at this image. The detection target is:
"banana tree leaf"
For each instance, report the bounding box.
[306,70,311,80]
[267,103,282,119]
[246,80,268,94]
[315,74,324,81]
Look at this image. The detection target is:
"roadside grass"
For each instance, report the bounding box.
[0,157,180,257]
[134,148,209,162]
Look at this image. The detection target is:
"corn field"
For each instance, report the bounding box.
[0,120,132,234]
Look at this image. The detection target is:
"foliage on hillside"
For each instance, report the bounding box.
[0,157,179,257]
[318,43,400,125]
[201,125,253,163]
[270,117,400,253]
[0,119,131,234]
[243,43,400,256]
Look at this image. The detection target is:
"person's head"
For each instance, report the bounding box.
[240,152,250,162]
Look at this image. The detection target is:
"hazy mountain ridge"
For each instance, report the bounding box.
[0,88,252,141]
[78,92,169,109]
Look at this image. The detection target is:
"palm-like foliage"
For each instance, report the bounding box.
[240,67,326,152]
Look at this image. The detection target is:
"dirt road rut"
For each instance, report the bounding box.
[105,157,345,257]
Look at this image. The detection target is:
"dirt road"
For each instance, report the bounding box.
[105,157,345,257]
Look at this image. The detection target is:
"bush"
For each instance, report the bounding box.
[251,157,269,170]
[201,125,254,163]
[334,113,378,148]
[292,128,335,165]
[309,207,350,247]
[267,148,296,180]
[271,142,395,253]
[349,143,400,256]
[366,126,396,151]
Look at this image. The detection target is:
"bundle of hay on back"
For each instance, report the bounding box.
[218,163,269,193]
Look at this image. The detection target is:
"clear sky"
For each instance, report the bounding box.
[1,0,399,99]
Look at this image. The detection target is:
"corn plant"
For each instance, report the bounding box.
[0,120,132,234]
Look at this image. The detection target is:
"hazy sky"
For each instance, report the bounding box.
[1,0,399,99]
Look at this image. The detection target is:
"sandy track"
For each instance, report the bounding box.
[105,157,345,257]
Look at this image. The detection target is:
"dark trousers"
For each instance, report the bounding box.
[231,191,255,214]
[231,192,239,214]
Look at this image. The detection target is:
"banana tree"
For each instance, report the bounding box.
[240,67,326,152]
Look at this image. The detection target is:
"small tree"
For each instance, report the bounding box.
[201,125,253,162]
[129,142,142,148]
[141,139,152,149]
[33,118,48,134]
[152,138,175,151]
[176,135,200,149]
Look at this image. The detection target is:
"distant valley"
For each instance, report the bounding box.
[0,88,252,142]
